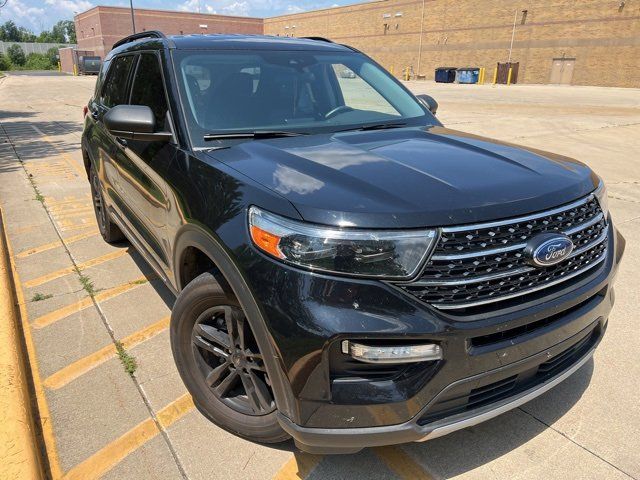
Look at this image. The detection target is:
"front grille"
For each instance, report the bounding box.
[397,194,608,311]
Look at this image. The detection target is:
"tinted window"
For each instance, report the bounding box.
[174,50,430,147]
[130,53,169,129]
[101,55,134,108]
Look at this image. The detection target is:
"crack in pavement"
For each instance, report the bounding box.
[518,407,638,480]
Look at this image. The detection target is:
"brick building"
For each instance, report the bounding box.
[75,6,263,58]
[74,1,640,87]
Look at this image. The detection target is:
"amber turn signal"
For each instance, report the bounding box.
[250,225,285,259]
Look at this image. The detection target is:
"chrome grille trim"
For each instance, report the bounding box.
[396,192,608,311]
[432,211,605,261]
[412,230,608,287]
[441,194,595,233]
[432,253,607,310]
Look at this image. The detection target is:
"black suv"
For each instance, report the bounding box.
[82,32,625,454]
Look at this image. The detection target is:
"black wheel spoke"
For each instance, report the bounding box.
[194,323,231,350]
[214,369,239,397]
[240,371,273,413]
[193,334,229,360]
[205,362,230,387]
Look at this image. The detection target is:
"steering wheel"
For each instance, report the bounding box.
[324,105,354,120]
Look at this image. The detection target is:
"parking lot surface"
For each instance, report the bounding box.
[0,73,638,480]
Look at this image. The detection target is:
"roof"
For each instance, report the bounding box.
[107,33,351,59]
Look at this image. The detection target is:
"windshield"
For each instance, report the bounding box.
[173,49,434,147]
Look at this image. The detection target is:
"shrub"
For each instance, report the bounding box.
[25,53,53,70]
[0,53,10,71]
[46,46,60,66]
[7,44,25,66]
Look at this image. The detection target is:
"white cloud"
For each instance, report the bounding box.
[286,5,305,13]
[44,0,93,14]
[221,1,249,16]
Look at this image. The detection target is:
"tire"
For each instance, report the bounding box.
[89,164,124,244]
[170,271,289,444]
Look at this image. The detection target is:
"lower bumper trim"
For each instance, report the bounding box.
[278,342,597,454]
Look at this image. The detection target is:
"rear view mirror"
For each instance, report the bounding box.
[416,94,438,115]
[104,105,172,142]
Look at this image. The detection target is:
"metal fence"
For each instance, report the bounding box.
[0,41,76,56]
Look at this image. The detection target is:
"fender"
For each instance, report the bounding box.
[173,223,298,420]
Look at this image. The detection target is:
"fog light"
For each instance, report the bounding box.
[341,341,443,364]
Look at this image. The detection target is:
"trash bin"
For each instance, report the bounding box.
[435,67,457,83]
[456,67,480,84]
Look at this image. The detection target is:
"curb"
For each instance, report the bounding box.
[0,208,45,480]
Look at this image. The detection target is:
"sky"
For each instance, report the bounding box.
[0,0,368,33]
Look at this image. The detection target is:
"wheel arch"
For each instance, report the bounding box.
[172,224,297,418]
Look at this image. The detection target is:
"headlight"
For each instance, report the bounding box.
[248,206,436,279]
[594,180,609,220]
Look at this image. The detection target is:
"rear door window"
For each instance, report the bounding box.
[101,55,135,108]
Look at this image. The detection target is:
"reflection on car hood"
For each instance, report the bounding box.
[207,126,598,228]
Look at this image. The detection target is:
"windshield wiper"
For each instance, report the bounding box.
[203,131,306,141]
[338,122,408,133]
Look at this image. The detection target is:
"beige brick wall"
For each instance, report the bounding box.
[73,1,640,87]
[265,0,640,88]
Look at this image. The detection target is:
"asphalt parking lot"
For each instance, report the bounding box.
[0,73,638,480]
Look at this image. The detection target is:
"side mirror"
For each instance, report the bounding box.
[416,94,438,115]
[104,105,172,142]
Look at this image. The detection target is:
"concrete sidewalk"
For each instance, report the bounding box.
[0,73,638,480]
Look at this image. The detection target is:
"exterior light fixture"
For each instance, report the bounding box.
[341,341,443,364]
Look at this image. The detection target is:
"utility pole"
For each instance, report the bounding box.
[507,8,517,63]
[129,0,136,34]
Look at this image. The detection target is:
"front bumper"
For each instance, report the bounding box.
[239,224,624,453]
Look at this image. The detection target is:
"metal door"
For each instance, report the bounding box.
[550,58,575,85]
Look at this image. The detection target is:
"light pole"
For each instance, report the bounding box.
[129,0,136,34]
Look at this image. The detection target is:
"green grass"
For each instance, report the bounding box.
[129,278,148,285]
[34,186,44,203]
[31,292,53,302]
[78,273,97,296]
[115,341,138,375]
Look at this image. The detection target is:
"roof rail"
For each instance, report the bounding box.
[302,36,334,43]
[112,30,167,49]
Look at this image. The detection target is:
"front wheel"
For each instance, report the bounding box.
[170,271,288,443]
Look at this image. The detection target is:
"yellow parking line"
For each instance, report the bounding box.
[24,250,128,288]
[16,231,99,258]
[2,210,64,479]
[272,453,322,480]
[62,393,194,480]
[373,446,435,480]
[33,275,153,329]
[30,126,86,178]
[44,316,170,390]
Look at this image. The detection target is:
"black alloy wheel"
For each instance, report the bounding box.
[191,305,276,416]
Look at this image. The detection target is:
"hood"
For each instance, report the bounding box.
[207,126,598,228]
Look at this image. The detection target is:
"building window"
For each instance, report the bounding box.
[521,9,528,25]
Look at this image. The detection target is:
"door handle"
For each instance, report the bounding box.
[116,137,128,148]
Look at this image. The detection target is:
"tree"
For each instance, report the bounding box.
[18,26,36,42]
[7,44,25,66]
[0,21,21,41]
[25,52,53,70]
[0,53,10,71]
[46,46,60,65]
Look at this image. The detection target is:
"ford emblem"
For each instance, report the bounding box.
[524,233,574,267]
